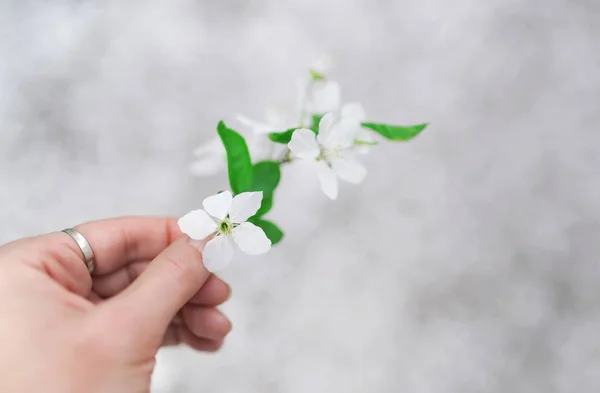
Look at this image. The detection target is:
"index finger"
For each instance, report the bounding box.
[73,216,184,275]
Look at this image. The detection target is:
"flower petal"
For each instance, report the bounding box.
[177,209,218,240]
[329,118,360,149]
[354,128,374,155]
[341,103,366,122]
[202,235,235,272]
[232,222,271,255]
[264,106,289,129]
[248,134,275,162]
[288,129,319,160]
[202,191,233,220]
[318,115,357,150]
[189,156,226,177]
[310,80,341,113]
[316,113,336,146]
[310,53,335,75]
[236,114,276,135]
[236,114,262,128]
[193,137,224,157]
[355,128,373,143]
[354,146,370,155]
[331,157,367,184]
[228,191,263,223]
[316,161,338,199]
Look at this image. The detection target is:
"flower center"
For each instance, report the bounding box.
[320,145,343,162]
[218,218,232,234]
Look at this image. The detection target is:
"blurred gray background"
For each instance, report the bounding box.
[1,0,600,392]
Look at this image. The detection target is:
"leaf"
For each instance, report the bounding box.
[249,161,280,217]
[309,69,325,81]
[361,122,429,141]
[217,121,253,194]
[311,114,324,133]
[255,195,273,217]
[269,115,324,143]
[252,218,284,245]
[251,161,281,193]
[269,128,298,144]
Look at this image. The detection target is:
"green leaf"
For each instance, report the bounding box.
[252,219,284,245]
[309,69,325,81]
[217,121,253,194]
[249,161,281,217]
[361,122,429,141]
[311,114,324,133]
[269,128,298,144]
[255,195,273,217]
[269,115,324,143]
[251,161,281,193]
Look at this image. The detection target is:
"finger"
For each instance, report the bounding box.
[0,232,93,296]
[93,262,231,306]
[91,261,147,298]
[181,305,232,341]
[87,292,104,305]
[106,236,211,342]
[73,216,183,275]
[188,275,231,306]
[0,216,186,298]
[162,324,224,352]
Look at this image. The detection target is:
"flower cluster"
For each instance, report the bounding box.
[180,55,429,271]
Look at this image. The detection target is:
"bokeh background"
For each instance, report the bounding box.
[2,0,600,392]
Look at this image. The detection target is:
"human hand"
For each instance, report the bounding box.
[0,217,232,393]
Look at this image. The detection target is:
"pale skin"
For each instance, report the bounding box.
[0,216,232,393]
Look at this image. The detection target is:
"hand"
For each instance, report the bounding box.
[0,217,232,393]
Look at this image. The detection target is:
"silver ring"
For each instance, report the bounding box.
[61,228,96,275]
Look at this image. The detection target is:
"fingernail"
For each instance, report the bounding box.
[227,284,232,301]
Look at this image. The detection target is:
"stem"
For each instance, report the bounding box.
[280,150,293,164]
[354,140,378,146]
[276,70,317,165]
[298,72,317,128]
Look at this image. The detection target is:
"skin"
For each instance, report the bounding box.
[0,216,232,393]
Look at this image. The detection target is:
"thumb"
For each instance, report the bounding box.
[105,236,209,339]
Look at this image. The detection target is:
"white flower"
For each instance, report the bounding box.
[309,53,335,75]
[340,102,366,123]
[309,80,341,114]
[296,54,341,125]
[190,107,290,177]
[297,79,341,121]
[339,103,374,154]
[236,106,294,161]
[287,112,367,200]
[189,137,226,176]
[237,105,294,135]
[178,191,271,271]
